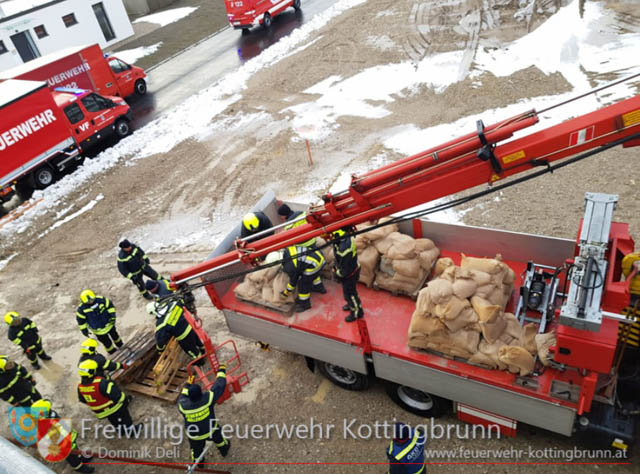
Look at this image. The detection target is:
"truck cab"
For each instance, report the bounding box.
[225,0,300,31]
[52,88,132,150]
[104,55,147,97]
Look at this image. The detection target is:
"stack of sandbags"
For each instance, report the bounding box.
[374,232,440,295]
[354,218,399,287]
[234,265,295,308]
[408,255,541,376]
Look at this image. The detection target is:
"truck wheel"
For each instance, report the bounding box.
[135,79,147,96]
[385,381,450,417]
[32,166,56,190]
[115,119,131,138]
[293,0,301,10]
[262,13,272,29]
[317,360,369,391]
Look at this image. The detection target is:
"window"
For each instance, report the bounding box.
[64,103,84,124]
[93,3,115,42]
[81,93,111,112]
[34,25,48,39]
[62,13,78,28]
[0,41,7,55]
[108,58,130,74]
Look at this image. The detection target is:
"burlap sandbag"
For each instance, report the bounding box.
[461,254,503,274]
[439,266,456,282]
[427,279,453,305]
[470,296,501,323]
[434,258,454,277]
[360,270,375,287]
[415,238,436,252]
[415,287,433,316]
[374,234,396,255]
[234,280,259,299]
[452,278,477,299]
[473,283,496,299]
[375,269,426,294]
[469,269,492,286]
[409,314,447,338]
[442,306,478,332]
[355,235,369,252]
[418,248,440,271]
[487,287,509,307]
[478,339,508,370]
[468,350,499,369]
[434,296,470,321]
[361,217,398,241]
[359,246,380,274]
[520,323,537,355]
[535,331,556,366]
[387,233,417,259]
[262,286,275,303]
[247,267,271,284]
[393,258,422,278]
[479,312,507,344]
[379,257,395,276]
[503,312,523,340]
[498,345,535,376]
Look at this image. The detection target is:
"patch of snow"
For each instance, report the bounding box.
[113,43,162,64]
[376,10,395,18]
[38,195,104,238]
[133,7,198,27]
[366,35,397,51]
[0,253,17,271]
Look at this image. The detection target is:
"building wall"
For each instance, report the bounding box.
[0,0,134,71]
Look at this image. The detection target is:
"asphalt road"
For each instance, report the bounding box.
[127,2,322,129]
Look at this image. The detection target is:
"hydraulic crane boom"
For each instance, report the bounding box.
[172,94,640,286]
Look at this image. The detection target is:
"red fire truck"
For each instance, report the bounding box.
[0,80,132,205]
[225,0,301,31]
[0,44,147,99]
[171,87,640,448]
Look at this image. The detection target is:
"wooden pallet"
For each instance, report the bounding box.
[152,339,188,395]
[111,330,157,384]
[125,366,190,403]
[371,259,436,300]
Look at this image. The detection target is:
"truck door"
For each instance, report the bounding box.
[108,58,135,97]
[63,101,92,147]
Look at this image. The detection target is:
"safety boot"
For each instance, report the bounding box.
[77,465,95,473]
[294,299,311,313]
[31,362,40,370]
[311,283,327,294]
[342,304,350,311]
[39,353,52,361]
[219,438,231,457]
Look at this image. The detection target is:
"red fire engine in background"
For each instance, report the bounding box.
[0,79,132,208]
[0,44,147,99]
[171,81,640,450]
[225,0,301,32]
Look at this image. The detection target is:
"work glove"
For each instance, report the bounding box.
[280,289,289,300]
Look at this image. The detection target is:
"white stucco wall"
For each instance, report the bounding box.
[0,0,133,71]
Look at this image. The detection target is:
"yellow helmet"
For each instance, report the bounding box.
[78,359,98,378]
[4,311,19,325]
[332,229,346,238]
[243,213,259,231]
[0,356,7,371]
[31,399,52,417]
[80,289,96,304]
[80,338,99,355]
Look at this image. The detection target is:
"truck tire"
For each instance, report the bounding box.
[115,119,131,139]
[317,360,369,391]
[293,0,301,10]
[135,79,147,96]
[385,381,450,417]
[32,166,56,190]
[262,13,272,29]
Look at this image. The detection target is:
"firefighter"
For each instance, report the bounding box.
[241,211,274,240]
[76,290,123,355]
[280,244,326,312]
[117,239,161,300]
[31,399,95,473]
[0,355,41,407]
[146,296,205,362]
[177,365,230,467]
[332,229,364,322]
[387,422,426,474]
[77,359,139,433]
[145,278,175,299]
[277,203,316,247]
[4,311,52,369]
[78,338,124,377]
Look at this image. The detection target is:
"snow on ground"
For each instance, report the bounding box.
[133,7,199,27]
[0,253,17,272]
[113,43,162,64]
[37,194,103,239]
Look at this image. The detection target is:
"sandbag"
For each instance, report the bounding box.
[479,312,507,344]
[415,238,436,252]
[434,258,454,277]
[461,254,503,274]
[439,266,456,282]
[487,287,508,307]
[393,258,422,278]
[415,287,433,316]
[418,248,440,271]
[262,286,275,303]
[469,269,492,286]
[359,246,380,274]
[409,315,447,337]
[361,218,398,241]
[427,279,453,305]
[520,323,537,355]
[247,267,271,284]
[473,283,495,299]
[434,296,470,321]
[535,331,556,366]
[374,234,396,255]
[355,235,369,252]
[452,278,477,299]
[387,233,417,259]
[478,339,508,370]
[442,306,478,332]
[503,312,523,340]
[234,280,259,299]
[375,269,426,294]
[379,257,395,276]
[359,270,375,287]
[498,345,535,376]
[468,350,499,369]
[470,296,501,323]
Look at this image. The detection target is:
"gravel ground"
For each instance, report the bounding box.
[1,0,639,473]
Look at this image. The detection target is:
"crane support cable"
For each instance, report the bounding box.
[162,130,640,304]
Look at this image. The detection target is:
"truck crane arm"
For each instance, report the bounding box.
[172,91,640,286]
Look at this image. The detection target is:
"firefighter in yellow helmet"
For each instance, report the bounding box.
[240,211,274,241]
[76,290,123,354]
[4,311,51,369]
[31,399,95,472]
[78,338,125,378]
[280,244,326,312]
[0,355,41,407]
[77,360,139,433]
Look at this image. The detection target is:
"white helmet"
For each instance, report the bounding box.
[146,302,157,315]
[265,251,283,265]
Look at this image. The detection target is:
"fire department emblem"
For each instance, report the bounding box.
[8,406,38,446]
[37,418,73,462]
